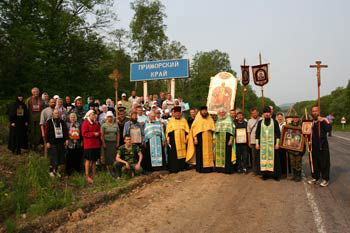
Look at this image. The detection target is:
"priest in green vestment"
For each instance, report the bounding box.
[255,106,281,180]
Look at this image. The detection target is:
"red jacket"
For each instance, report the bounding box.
[82,120,101,149]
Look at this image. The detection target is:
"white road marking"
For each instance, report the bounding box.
[303,179,327,233]
[333,135,350,142]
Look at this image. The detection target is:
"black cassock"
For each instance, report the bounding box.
[167,131,187,173]
[195,133,213,173]
[8,98,29,154]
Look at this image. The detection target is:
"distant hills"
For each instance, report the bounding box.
[279,103,294,111]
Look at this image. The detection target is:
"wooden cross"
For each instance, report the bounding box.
[108,69,123,118]
[309,61,328,137]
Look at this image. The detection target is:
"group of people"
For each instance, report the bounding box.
[7,87,331,187]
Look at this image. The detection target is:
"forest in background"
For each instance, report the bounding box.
[0,0,279,118]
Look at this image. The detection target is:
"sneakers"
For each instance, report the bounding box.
[49,172,55,177]
[307,178,317,184]
[320,180,329,187]
[86,177,94,184]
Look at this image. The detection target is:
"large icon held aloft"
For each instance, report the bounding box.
[206,72,238,114]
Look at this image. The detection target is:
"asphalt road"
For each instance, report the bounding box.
[56,132,350,233]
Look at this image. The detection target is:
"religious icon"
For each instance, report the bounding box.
[280,125,305,152]
[236,128,247,144]
[130,128,142,144]
[206,72,238,114]
[252,64,269,86]
[301,120,313,135]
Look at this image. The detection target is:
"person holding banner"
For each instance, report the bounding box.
[308,106,331,187]
[186,106,215,173]
[255,106,281,181]
[213,108,236,174]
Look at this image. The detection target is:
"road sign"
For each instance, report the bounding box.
[130,59,189,81]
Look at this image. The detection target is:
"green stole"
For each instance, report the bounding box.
[214,117,236,168]
[260,119,275,172]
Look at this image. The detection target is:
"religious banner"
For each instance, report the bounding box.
[206,72,238,114]
[252,64,269,86]
[241,65,250,86]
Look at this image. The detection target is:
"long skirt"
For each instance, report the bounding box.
[48,143,66,166]
[105,141,117,166]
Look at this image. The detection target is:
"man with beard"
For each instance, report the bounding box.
[166,106,190,173]
[213,108,236,174]
[25,87,46,150]
[40,98,56,156]
[186,106,215,173]
[187,108,197,128]
[255,106,281,181]
[143,112,166,171]
[117,107,129,146]
[64,96,74,113]
[69,96,86,124]
[308,106,331,187]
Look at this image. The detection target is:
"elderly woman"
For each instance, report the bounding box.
[56,98,68,122]
[101,111,120,177]
[66,113,83,176]
[46,109,68,177]
[98,104,108,124]
[82,110,101,183]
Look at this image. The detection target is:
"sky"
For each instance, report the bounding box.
[111,0,350,105]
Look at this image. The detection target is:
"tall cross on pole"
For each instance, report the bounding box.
[309,61,328,137]
[108,69,122,119]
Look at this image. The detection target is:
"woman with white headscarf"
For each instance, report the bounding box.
[82,110,101,183]
[101,111,120,177]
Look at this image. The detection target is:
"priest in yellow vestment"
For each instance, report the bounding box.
[186,106,215,173]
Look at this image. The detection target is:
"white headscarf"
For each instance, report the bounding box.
[84,110,95,123]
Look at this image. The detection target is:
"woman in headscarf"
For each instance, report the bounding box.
[8,94,29,154]
[101,111,120,177]
[55,98,67,122]
[82,110,101,183]
[46,109,68,177]
[66,113,83,176]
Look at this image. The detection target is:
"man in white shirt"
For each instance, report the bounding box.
[247,108,261,176]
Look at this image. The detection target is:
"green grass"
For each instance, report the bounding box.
[333,124,350,132]
[0,151,136,230]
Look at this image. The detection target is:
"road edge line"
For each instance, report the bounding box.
[303,178,327,233]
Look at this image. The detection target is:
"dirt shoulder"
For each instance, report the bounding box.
[56,170,317,233]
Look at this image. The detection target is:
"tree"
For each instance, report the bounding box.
[130,0,168,61]
[0,0,117,100]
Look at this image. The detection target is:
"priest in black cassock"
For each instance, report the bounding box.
[255,106,281,180]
